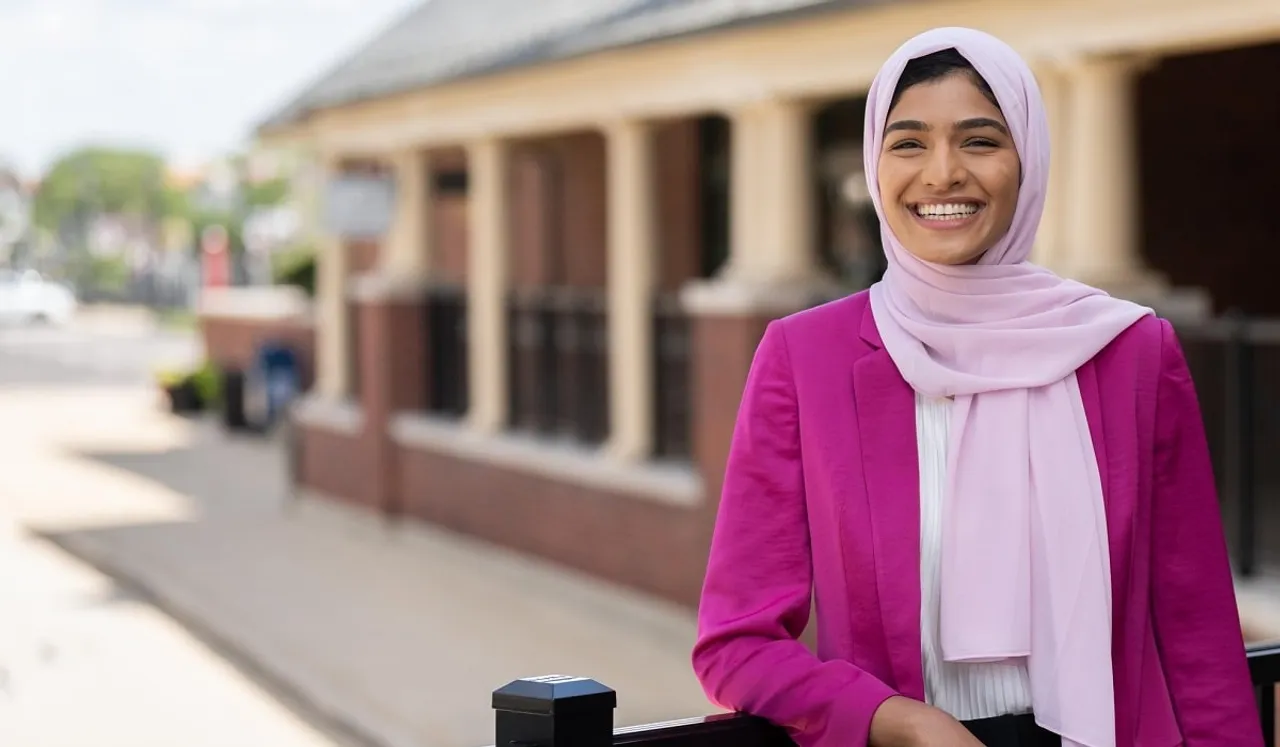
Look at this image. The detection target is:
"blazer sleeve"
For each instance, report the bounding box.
[691,321,898,747]
[1149,319,1263,745]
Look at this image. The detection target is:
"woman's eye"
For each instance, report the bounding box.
[889,140,922,151]
[965,138,999,148]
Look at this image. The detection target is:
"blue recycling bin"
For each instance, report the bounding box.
[246,341,301,429]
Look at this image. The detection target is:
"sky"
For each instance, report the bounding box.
[0,0,422,179]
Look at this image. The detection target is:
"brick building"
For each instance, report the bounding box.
[256,0,1280,607]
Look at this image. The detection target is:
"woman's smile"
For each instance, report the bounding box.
[908,200,987,231]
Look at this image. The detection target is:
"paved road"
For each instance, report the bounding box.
[0,313,200,387]
[0,311,344,747]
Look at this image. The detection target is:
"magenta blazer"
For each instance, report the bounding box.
[692,291,1261,747]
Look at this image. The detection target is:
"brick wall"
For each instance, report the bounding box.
[297,424,377,509]
[199,314,316,387]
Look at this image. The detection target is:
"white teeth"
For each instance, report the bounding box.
[915,203,980,218]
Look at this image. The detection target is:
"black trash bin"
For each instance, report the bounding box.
[220,368,249,430]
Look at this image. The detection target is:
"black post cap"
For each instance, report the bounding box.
[493,675,617,716]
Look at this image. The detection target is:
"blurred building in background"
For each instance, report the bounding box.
[255,0,1280,607]
[0,160,32,267]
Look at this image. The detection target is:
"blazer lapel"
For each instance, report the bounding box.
[853,303,925,700]
[1077,358,1129,611]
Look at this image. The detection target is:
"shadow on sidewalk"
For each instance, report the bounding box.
[37,525,383,747]
[31,425,713,747]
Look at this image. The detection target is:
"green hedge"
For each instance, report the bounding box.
[272,245,316,297]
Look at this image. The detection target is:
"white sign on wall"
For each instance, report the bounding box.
[323,174,396,240]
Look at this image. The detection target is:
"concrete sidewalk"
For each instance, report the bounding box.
[0,505,341,747]
[0,386,715,747]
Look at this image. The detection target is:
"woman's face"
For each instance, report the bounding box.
[877,72,1021,265]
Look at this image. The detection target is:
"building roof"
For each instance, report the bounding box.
[259,0,905,132]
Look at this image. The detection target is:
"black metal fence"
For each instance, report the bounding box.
[488,644,1279,747]
[425,284,469,417]
[346,298,362,405]
[507,287,609,444]
[412,283,690,457]
[653,293,693,462]
[1175,315,1280,577]
[1254,642,1280,743]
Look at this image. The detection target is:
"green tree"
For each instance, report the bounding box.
[33,147,181,238]
[244,177,291,209]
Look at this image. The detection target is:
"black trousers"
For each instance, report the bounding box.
[962,713,1059,747]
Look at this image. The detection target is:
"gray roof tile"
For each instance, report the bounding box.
[261,0,906,131]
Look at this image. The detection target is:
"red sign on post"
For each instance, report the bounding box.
[201,224,230,287]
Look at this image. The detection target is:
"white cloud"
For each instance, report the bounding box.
[0,0,419,177]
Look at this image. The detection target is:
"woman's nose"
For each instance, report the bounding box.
[921,147,965,189]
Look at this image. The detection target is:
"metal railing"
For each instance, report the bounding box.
[653,293,692,462]
[1174,315,1280,577]
[507,287,609,445]
[346,298,362,405]
[487,643,1280,747]
[1251,642,1280,743]
[424,284,469,417]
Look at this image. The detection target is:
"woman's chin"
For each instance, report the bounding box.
[904,244,987,266]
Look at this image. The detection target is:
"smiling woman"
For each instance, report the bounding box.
[692,26,1261,747]
[877,49,1021,266]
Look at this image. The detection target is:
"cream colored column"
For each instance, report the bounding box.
[758,98,819,283]
[604,120,657,462]
[1059,55,1159,290]
[379,148,432,277]
[316,232,350,399]
[465,138,510,433]
[1031,66,1066,271]
[723,106,763,281]
[721,99,821,285]
[314,154,355,401]
[316,156,350,400]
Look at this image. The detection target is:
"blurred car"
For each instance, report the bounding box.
[0,269,77,326]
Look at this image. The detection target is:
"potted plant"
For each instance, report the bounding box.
[155,360,221,414]
[157,368,202,413]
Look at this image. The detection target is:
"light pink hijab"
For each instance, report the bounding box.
[864,28,1151,747]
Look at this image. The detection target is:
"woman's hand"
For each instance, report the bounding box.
[869,696,986,747]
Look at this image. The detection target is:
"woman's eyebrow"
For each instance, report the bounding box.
[884,117,1009,136]
[885,119,928,134]
[955,117,1009,135]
